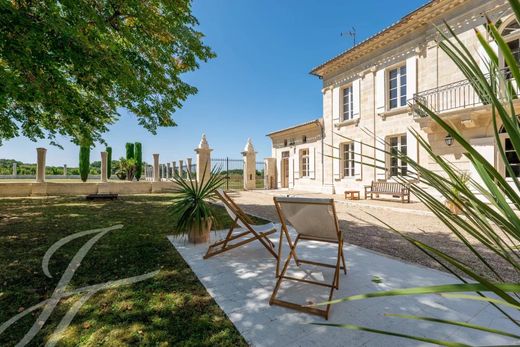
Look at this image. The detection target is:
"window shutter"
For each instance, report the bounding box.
[309,148,316,179]
[332,87,340,123]
[352,78,361,119]
[406,129,419,177]
[354,141,362,180]
[332,145,340,181]
[375,69,385,114]
[288,156,294,188]
[294,150,300,179]
[469,137,495,190]
[375,139,386,181]
[406,56,417,103]
[276,155,282,188]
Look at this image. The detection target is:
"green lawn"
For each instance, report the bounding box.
[0,195,263,346]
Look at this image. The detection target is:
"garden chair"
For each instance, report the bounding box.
[270,196,347,320]
[204,189,278,259]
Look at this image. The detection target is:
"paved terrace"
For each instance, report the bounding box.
[223,190,516,283]
[169,226,519,346]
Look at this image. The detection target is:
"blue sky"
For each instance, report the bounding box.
[0,0,426,166]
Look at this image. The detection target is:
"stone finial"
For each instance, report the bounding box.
[198,134,209,150]
[245,138,254,152]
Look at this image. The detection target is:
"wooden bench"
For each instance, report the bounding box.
[86,193,118,201]
[364,181,410,203]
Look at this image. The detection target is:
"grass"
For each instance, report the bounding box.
[0,194,266,346]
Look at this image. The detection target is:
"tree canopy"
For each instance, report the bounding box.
[0,0,214,146]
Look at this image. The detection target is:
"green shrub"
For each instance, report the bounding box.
[125,143,134,160]
[79,145,90,182]
[134,142,142,181]
[106,147,112,179]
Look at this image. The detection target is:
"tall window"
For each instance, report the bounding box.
[500,124,520,177]
[388,135,407,177]
[504,138,520,177]
[300,149,309,177]
[343,143,355,177]
[342,85,354,120]
[388,65,407,109]
[502,19,520,79]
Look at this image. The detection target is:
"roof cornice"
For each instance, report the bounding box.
[266,118,322,137]
[310,0,470,78]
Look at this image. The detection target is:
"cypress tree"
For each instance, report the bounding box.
[79,145,90,182]
[106,147,112,179]
[126,143,134,160]
[134,142,142,181]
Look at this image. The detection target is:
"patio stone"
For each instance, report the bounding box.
[168,228,520,346]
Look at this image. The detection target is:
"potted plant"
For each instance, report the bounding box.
[169,165,225,244]
[117,157,136,181]
[445,171,470,215]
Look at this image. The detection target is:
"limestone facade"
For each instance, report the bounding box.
[267,0,519,197]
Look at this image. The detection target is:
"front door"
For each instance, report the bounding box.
[281,152,289,188]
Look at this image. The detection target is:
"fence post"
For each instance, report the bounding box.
[242,138,257,190]
[36,147,47,183]
[264,157,276,189]
[178,159,183,178]
[153,154,160,182]
[226,157,229,191]
[100,151,108,183]
[195,134,212,184]
[186,157,192,178]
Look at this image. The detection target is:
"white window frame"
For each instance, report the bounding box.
[500,18,520,81]
[387,134,408,177]
[387,65,407,110]
[300,148,309,178]
[499,133,520,178]
[342,84,354,121]
[342,142,355,178]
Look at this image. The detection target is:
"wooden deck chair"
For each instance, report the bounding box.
[204,189,278,259]
[270,196,347,320]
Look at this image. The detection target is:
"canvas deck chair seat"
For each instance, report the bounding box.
[270,196,347,320]
[204,189,278,259]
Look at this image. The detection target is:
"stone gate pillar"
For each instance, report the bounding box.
[195,134,212,184]
[12,162,17,177]
[264,157,276,189]
[171,161,177,178]
[100,151,108,183]
[186,158,192,178]
[63,164,67,177]
[166,162,171,179]
[178,159,184,178]
[153,154,160,182]
[36,147,47,183]
[242,138,257,190]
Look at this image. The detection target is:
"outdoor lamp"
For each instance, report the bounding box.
[445,134,454,146]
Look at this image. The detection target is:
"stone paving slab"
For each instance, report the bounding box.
[168,227,520,347]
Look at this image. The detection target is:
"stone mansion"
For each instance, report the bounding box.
[266,0,519,197]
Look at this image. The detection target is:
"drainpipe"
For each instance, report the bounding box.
[318,119,325,187]
[373,71,377,182]
[331,87,335,194]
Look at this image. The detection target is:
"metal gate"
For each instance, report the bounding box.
[211,157,265,190]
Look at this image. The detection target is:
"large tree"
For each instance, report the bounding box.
[0,0,214,146]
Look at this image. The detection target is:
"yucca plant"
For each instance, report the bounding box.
[316,1,520,345]
[169,164,225,243]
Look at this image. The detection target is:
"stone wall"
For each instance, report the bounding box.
[0,181,178,197]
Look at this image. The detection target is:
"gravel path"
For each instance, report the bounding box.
[228,190,518,283]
